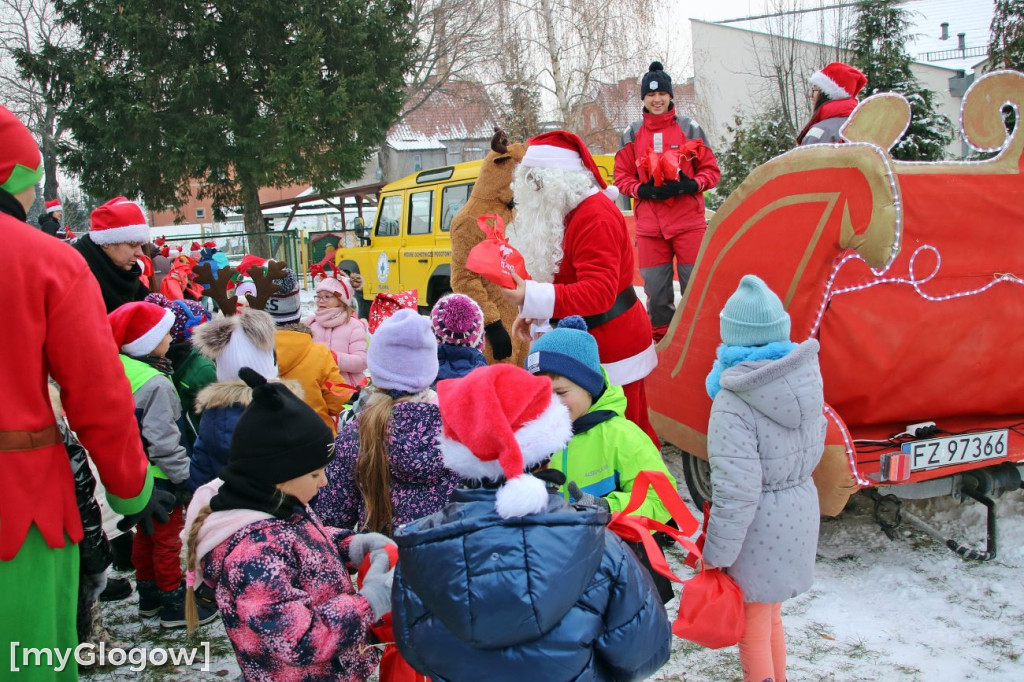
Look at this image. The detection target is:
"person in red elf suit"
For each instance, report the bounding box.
[502,130,659,446]
[614,61,721,342]
[0,105,170,680]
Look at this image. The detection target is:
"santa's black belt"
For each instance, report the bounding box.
[551,287,638,331]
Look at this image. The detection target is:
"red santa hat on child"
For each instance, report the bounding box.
[45,199,62,214]
[89,197,150,245]
[437,364,574,519]
[522,130,619,201]
[810,62,867,101]
[108,301,175,356]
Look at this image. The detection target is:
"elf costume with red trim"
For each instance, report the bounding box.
[0,105,152,680]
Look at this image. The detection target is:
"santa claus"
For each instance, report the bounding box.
[501,130,659,445]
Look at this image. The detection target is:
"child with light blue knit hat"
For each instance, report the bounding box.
[526,316,678,602]
[703,274,826,682]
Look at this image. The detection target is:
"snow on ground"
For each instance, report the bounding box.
[82,449,1024,681]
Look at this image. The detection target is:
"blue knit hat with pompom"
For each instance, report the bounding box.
[525,316,604,398]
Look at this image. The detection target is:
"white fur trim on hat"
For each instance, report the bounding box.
[495,474,550,519]
[121,309,175,357]
[514,399,573,469]
[521,144,589,173]
[89,222,151,246]
[46,204,62,214]
[441,439,505,481]
[810,70,850,102]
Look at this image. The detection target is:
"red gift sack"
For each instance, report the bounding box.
[356,545,429,682]
[606,471,745,649]
[465,214,531,289]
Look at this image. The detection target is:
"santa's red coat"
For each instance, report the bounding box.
[1,212,150,560]
[522,192,656,385]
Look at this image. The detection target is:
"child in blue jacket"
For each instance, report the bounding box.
[392,364,671,681]
[431,293,488,383]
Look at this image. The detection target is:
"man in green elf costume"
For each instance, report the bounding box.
[0,104,171,680]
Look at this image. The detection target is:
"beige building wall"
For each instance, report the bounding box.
[692,20,964,155]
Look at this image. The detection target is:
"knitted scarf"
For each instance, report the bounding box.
[312,306,351,329]
[705,341,799,399]
[796,97,858,144]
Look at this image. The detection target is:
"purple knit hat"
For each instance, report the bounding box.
[145,293,211,343]
[430,293,484,349]
[368,308,439,393]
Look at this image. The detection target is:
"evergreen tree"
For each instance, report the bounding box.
[20,0,414,235]
[708,109,795,210]
[988,0,1024,71]
[849,0,952,160]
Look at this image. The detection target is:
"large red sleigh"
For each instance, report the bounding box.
[647,71,1024,536]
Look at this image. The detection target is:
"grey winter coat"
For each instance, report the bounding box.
[799,116,847,145]
[702,339,826,603]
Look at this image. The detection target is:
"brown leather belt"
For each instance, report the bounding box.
[0,424,62,451]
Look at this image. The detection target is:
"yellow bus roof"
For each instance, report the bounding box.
[380,154,617,194]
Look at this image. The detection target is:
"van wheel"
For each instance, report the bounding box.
[681,450,713,508]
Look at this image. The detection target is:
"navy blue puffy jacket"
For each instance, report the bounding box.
[187,404,244,491]
[435,344,489,383]
[392,487,671,681]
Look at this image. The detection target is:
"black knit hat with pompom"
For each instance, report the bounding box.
[641,61,673,99]
[224,368,334,484]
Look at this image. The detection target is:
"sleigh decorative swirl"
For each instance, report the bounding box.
[648,71,1024,518]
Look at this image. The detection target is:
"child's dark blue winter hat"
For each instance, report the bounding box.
[525,316,604,398]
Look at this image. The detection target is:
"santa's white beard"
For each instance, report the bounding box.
[507,167,596,283]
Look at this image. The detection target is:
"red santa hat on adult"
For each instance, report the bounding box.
[108,301,175,356]
[89,197,150,246]
[810,62,867,101]
[45,198,62,214]
[437,364,574,519]
[0,105,42,197]
[522,130,619,201]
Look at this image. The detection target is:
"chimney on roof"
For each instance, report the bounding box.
[957,32,966,51]
[940,22,949,40]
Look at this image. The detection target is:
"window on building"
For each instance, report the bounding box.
[414,154,422,171]
[440,183,474,232]
[408,191,433,235]
[196,207,207,220]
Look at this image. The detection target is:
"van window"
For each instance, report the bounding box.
[409,191,434,235]
[441,183,474,232]
[375,195,402,237]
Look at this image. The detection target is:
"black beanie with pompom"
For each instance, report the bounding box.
[641,61,673,99]
[223,368,334,485]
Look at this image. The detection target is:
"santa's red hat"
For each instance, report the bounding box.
[522,130,619,201]
[108,301,175,357]
[203,240,217,249]
[189,241,202,253]
[437,364,573,519]
[810,62,867,101]
[89,197,150,245]
[45,199,62,214]
[0,105,42,196]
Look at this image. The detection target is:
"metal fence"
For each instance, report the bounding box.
[169,229,302,273]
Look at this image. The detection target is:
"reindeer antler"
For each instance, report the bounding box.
[491,127,509,154]
[246,260,287,311]
[193,262,239,316]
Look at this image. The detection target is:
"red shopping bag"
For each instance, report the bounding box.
[606,471,745,649]
[465,214,531,289]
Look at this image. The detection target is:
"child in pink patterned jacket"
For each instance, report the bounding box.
[181,368,395,681]
[304,275,368,387]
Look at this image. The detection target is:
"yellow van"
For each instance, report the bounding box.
[335,155,617,313]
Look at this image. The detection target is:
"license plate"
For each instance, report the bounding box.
[901,430,1009,471]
